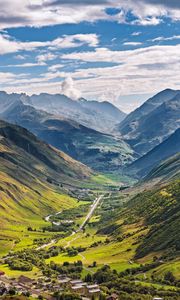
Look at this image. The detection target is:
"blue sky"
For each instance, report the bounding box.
[0,0,180,112]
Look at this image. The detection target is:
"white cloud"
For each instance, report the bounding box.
[123,42,142,46]
[132,31,141,36]
[0,33,99,55]
[14,54,26,60]
[0,0,179,30]
[36,53,57,65]
[2,43,180,112]
[61,77,81,100]
[48,64,64,72]
[151,35,180,42]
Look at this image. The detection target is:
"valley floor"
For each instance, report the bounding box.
[0,184,179,300]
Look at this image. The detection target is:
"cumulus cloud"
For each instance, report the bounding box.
[0,0,179,29]
[3,43,180,110]
[61,77,81,100]
[0,33,99,55]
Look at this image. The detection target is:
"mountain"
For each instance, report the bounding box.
[1,100,134,173]
[117,89,180,155]
[126,128,180,178]
[0,119,91,229]
[118,88,179,135]
[23,92,126,133]
[127,179,180,258]
[144,153,180,182]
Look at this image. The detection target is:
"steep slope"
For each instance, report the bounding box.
[25,93,126,133]
[1,101,134,173]
[0,120,91,229]
[126,180,180,258]
[119,92,180,155]
[118,88,179,136]
[144,153,180,182]
[98,179,180,260]
[126,128,180,178]
[0,91,23,114]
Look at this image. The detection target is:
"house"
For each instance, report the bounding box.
[71,284,86,295]
[70,279,83,285]
[58,277,71,287]
[85,284,101,298]
[0,271,5,277]
[88,288,101,298]
[153,298,163,300]
[86,284,99,290]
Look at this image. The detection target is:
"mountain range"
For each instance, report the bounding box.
[0,88,179,179]
[22,92,126,133]
[0,99,134,173]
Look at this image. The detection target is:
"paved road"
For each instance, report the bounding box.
[78,194,104,231]
[37,194,104,250]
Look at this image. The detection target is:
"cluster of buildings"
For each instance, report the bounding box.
[0,271,101,299]
[58,277,101,298]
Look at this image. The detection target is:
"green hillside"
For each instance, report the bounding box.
[0,120,93,250]
[125,180,180,258]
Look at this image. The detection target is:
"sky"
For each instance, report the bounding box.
[0,0,180,112]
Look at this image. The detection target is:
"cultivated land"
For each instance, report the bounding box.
[0,178,179,300]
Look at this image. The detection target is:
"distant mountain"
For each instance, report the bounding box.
[117,89,180,155]
[118,88,179,136]
[1,100,134,173]
[24,93,126,133]
[144,153,180,183]
[0,120,91,228]
[126,128,180,178]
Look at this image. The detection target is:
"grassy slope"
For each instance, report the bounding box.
[0,120,92,255]
[125,180,180,258]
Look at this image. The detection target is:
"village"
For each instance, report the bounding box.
[0,270,112,300]
[0,270,165,300]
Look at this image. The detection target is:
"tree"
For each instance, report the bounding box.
[92,261,97,268]
[85,273,92,282]
[164,271,175,283]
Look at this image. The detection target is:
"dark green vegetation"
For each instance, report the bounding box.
[1,99,134,173]
[89,265,180,299]
[125,180,180,258]
[98,180,180,260]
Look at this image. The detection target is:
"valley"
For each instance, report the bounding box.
[0,89,179,300]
